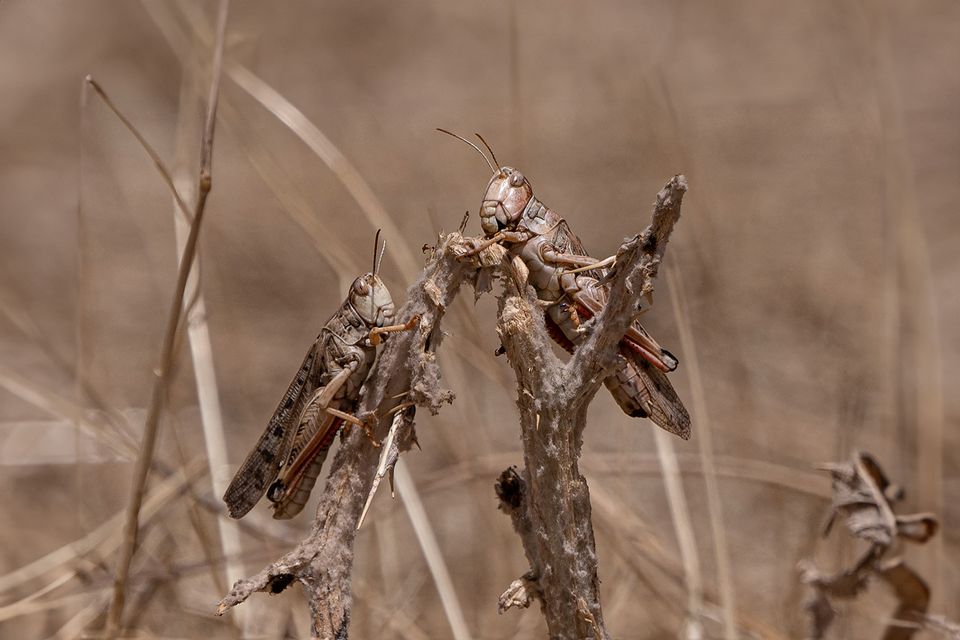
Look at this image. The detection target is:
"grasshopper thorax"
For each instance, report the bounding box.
[348,273,396,328]
[480,166,533,237]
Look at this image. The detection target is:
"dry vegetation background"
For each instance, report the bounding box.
[1,1,957,638]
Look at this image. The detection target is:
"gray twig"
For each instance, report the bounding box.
[218,176,685,639]
[492,176,687,639]
[217,233,477,637]
[103,1,231,635]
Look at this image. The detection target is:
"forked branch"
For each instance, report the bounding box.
[218,175,686,639]
[491,176,687,639]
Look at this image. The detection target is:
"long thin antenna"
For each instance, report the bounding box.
[376,238,387,276]
[372,229,382,274]
[436,128,497,175]
[474,133,500,170]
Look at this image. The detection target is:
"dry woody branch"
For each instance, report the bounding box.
[217,233,477,637]
[218,176,686,639]
[490,176,687,640]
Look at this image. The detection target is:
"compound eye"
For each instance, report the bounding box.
[351,278,370,296]
[510,172,525,187]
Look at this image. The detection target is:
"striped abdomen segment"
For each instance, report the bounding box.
[544,309,690,440]
[609,342,690,440]
[269,397,346,520]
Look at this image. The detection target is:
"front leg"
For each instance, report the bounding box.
[538,246,616,273]
[368,314,421,346]
[560,254,617,275]
[328,407,381,446]
[462,230,532,257]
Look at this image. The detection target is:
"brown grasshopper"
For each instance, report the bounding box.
[223,233,419,519]
[440,130,690,439]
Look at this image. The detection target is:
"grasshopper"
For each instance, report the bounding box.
[440,130,690,439]
[223,233,419,519]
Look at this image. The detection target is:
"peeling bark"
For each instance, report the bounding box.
[492,176,688,640]
[218,176,687,639]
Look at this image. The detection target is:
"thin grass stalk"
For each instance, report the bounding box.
[665,263,738,640]
[170,65,248,634]
[873,2,945,602]
[143,9,478,636]
[394,461,473,640]
[104,2,230,633]
[0,572,76,624]
[144,0,511,393]
[652,426,705,638]
[415,452,832,503]
[48,594,111,640]
[0,363,133,461]
[0,458,206,596]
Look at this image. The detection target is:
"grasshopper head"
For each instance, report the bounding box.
[480,167,533,237]
[348,273,396,328]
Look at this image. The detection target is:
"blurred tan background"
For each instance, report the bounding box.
[1,1,957,638]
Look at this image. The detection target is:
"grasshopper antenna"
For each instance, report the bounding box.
[436,128,498,175]
[376,237,387,276]
[372,229,382,275]
[474,133,500,170]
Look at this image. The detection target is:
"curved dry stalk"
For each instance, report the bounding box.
[393,463,472,640]
[652,427,705,637]
[168,61,247,629]
[0,459,207,596]
[104,1,230,634]
[665,263,738,640]
[410,451,832,501]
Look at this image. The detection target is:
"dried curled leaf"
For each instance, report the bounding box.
[497,572,540,614]
[877,558,930,640]
[820,451,898,546]
[802,451,943,640]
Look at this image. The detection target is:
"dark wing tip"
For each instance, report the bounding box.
[222,482,259,519]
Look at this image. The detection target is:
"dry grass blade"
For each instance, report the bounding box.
[0,571,76,624]
[358,411,406,529]
[0,459,206,596]
[170,65,247,629]
[872,1,946,600]
[0,290,137,452]
[665,263,738,640]
[393,461,473,640]
[590,478,786,640]
[82,77,191,222]
[48,593,111,640]
[104,1,230,634]
[171,0,421,283]
[0,363,134,460]
[651,427,705,637]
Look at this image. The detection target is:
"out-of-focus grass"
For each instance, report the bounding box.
[0,1,957,638]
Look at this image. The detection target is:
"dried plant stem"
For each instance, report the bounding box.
[652,427,705,637]
[494,177,686,639]
[666,264,738,640]
[218,234,475,637]
[170,63,248,631]
[872,1,945,601]
[393,462,473,640]
[104,1,230,634]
